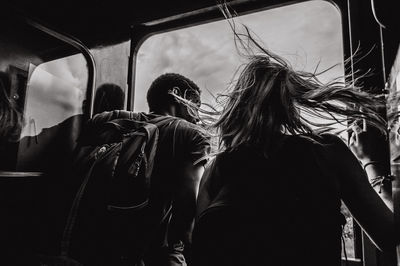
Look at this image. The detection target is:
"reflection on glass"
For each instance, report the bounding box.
[0,14,91,264]
[16,54,88,171]
[91,41,130,109]
[21,62,85,137]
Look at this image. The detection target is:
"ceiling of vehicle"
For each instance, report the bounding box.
[2,0,396,60]
[5,0,261,49]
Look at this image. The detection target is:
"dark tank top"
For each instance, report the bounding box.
[194,135,345,266]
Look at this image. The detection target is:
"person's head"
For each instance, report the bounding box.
[214,51,386,153]
[93,83,124,115]
[147,73,201,123]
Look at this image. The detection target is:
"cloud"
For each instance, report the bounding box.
[135,1,344,112]
[21,56,86,136]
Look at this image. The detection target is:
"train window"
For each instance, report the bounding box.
[90,41,130,110]
[135,1,344,114]
[16,54,88,171]
[0,16,90,173]
[0,16,91,262]
[135,0,358,260]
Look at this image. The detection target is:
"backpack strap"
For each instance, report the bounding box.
[132,118,181,262]
[61,157,99,257]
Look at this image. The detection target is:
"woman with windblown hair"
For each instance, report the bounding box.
[191,27,397,266]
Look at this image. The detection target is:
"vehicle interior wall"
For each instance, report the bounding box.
[0,19,44,262]
[1,18,88,172]
[0,15,90,263]
[0,0,398,264]
[0,15,44,170]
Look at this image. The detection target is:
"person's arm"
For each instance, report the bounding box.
[166,161,204,266]
[349,130,393,210]
[169,161,204,245]
[196,158,216,218]
[164,120,210,265]
[321,135,395,251]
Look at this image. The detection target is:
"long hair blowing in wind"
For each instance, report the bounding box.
[213,2,387,153]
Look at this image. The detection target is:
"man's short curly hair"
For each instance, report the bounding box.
[147,73,201,112]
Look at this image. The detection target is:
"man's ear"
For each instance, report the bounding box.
[172,87,179,95]
[168,87,181,97]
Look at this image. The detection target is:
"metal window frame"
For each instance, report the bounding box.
[127,1,395,266]
[0,16,96,177]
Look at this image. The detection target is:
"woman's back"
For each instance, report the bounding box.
[191,17,395,264]
[193,135,345,266]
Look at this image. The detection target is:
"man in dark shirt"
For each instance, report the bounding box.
[36,73,210,266]
[138,73,211,265]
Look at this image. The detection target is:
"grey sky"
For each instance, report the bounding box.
[21,57,87,137]
[21,0,345,136]
[135,0,344,113]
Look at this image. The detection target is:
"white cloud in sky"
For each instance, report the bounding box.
[21,55,88,136]
[38,55,88,93]
[135,0,344,113]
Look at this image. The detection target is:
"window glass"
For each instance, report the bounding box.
[0,16,91,262]
[135,1,344,115]
[0,17,90,172]
[90,41,130,113]
[21,55,87,138]
[16,54,88,171]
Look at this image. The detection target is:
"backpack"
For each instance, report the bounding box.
[39,111,179,266]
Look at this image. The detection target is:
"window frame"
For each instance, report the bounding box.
[0,16,95,176]
[128,1,393,266]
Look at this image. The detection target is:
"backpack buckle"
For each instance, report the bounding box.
[95,146,107,160]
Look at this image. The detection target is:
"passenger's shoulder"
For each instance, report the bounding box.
[176,119,209,136]
[284,134,319,148]
[175,118,197,129]
[302,133,350,160]
[294,133,345,146]
[318,133,347,147]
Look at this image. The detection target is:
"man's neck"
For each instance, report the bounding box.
[151,106,177,117]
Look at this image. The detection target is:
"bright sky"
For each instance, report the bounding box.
[22,0,345,136]
[21,57,87,137]
[134,0,344,113]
